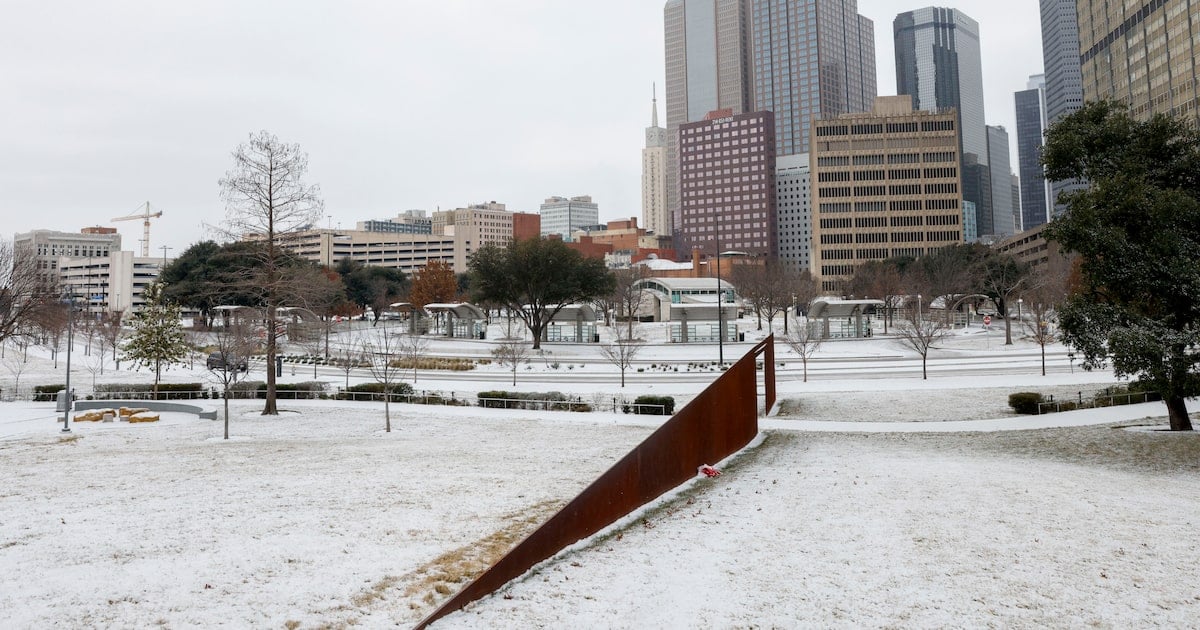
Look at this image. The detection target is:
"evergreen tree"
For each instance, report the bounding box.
[123,282,190,396]
[1043,101,1200,431]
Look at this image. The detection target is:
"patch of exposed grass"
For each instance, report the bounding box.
[402,499,562,611]
[351,574,401,608]
[58,434,82,445]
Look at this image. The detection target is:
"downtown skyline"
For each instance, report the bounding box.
[3,1,1046,258]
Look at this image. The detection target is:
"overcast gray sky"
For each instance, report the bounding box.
[2,1,1044,258]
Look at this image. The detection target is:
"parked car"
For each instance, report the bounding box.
[206,352,248,372]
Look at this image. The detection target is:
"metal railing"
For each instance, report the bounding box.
[1036,388,1161,414]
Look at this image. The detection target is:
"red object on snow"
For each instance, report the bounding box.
[698,465,722,478]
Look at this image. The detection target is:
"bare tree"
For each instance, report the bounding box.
[612,266,653,339]
[2,339,32,400]
[35,302,69,369]
[218,130,324,415]
[396,333,431,383]
[599,331,644,387]
[0,241,58,347]
[783,320,824,383]
[491,339,529,386]
[1020,259,1073,376]
[98,310,125,370]
[205,318,256,439]
[362,329,405,433]
[895,295,949,380]
[334,335,364,390]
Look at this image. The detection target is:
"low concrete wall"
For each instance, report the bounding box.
[75,400,218,420]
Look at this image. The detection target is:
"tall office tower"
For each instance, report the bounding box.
[775,153,811,272]
[664,0,755,244]
[1040,0,1088,215]
[894,7,989,241]
[643,88,670,236]
[678,109,777,258]
[985,125,1016,237]
[539,196,600,242]
[750,0,876,156]
[1078,0,1200,122]
[894,8,986,161]
[1015,75,1050,230]
[1039,0,1084,124]
[1011,174,1023,233]
[810,96,964,292]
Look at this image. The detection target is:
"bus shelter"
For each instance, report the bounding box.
[806,298,884,339]
[424,303,487,339]
[543,304,599,343]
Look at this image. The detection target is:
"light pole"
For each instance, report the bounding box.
[715,211,724,366]
[61,294,76,433]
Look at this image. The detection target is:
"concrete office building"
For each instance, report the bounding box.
[431,202,514,258]
[539,196,600,242]
[750,0,876,156]
[664,0,756,242]
[274,229,465,274]
[1015,75,1051,230]
[775,153,812,272]
[678,109,777,258]
[1078,0,1200,122]
[810,96,964,292]
[14,228,123,285]
[985,125,1017,237]
[57,253,167,315]
[356,210,433,235]
[643,90,670,236]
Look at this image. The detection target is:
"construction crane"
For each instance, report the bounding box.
[112,202,163,257]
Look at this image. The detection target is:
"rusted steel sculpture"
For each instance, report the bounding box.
[414,336,776,629]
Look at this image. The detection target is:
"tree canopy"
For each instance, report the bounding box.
[1043,101,1200,431]
[469,238,614,349]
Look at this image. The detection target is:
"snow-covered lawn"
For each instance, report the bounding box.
[2,328,1198,627]
[2,393,1197,628]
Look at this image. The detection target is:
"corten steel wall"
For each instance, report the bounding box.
[415,337,776,629]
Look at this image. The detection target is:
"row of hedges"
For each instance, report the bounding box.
[92,383,208,400]
[623,395,675,415]
[224,381,328,400]
[32,384,65,401]
[477,391,591,412]
[1008,383,1161,415]
[335,382,414,401]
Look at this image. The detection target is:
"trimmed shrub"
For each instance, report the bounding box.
[476,390,589,412]
[1008,392,1044,415]
[624,395,676,416]
[335,382,415,401]
[33,384,66,401]
[91,383,206,400]
[269,382,328,400]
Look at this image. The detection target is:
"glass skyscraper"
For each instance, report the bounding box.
[750,0,876,156]
[1015,76,1050,231]
[664,0,755,241]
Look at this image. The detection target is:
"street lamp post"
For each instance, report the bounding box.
[61,295,76,433]
[715,211,724,366]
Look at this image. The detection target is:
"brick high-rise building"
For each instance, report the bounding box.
[810,96,964,292]
[677,109,777,258]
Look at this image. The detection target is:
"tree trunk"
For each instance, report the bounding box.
[1040,343,1046,376]
[921,354,928,380]
[264,309,278,415]
[1166,395,1193,431]
[224,393,230,440]
[384,396,391,433]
